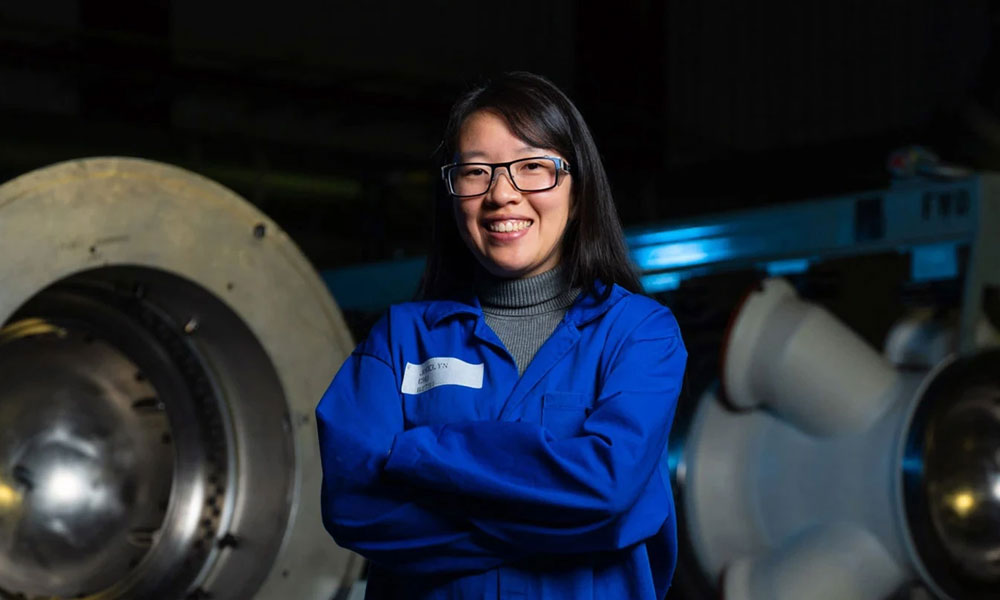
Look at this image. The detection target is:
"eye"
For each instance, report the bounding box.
[521,161,544,171]
[459,166,489,178]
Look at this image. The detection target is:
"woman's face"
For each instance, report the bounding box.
[453,110,572,279]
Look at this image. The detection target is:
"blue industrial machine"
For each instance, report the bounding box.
[637,173,1000,600]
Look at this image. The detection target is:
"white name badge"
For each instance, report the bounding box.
[401,357,484,395]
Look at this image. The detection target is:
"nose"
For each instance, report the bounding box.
[486,166,521,205]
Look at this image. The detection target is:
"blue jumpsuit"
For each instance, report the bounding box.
[316,281,687,599]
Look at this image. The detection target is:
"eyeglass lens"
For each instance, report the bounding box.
[449,158,559,196]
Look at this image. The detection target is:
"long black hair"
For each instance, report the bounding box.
[417,72,641,299]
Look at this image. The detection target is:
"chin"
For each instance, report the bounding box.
[489,266,528,278]
[481,260,531,279]
[478,255,524,275]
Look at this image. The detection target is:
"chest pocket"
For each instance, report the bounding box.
[541,391,593,439]
[402,387,481,429]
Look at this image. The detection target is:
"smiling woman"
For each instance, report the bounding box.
[316,72,688,600]
[420,72,642,300]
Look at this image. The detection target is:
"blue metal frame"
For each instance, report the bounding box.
[629,176,979,292]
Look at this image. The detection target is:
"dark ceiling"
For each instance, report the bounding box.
[1,1,998,270]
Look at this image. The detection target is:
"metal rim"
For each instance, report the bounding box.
[0,158,361,599]
[901,349,1000,600]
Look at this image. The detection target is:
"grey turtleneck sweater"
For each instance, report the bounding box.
[477,266,581,376]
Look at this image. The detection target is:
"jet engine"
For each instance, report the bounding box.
[681,278,1000,600]
[0,158,363,599]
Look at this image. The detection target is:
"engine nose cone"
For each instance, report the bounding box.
[7,432,132,594]
[925,383,1000,581]
[0,321,172,597]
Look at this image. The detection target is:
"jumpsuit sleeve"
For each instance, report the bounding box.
[382,307,687,554]
[316,317,517,574]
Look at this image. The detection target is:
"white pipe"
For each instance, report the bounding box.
[724,278,901,436]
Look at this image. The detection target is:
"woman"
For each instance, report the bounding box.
[316,72,687,599]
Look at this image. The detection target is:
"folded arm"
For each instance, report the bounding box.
[316,329,516,574]
[383,309,687,554]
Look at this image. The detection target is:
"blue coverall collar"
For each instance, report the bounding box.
[423,293,482,327]
[566,280,627,327]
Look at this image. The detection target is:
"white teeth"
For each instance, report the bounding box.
[487,220,531,233]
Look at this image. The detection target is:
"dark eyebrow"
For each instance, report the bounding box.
[458,146,540,161]
[457,151,488,161]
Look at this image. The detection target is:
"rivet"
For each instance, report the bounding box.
[184,318,199,334]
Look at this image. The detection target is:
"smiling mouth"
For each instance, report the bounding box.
[486,219,532,233]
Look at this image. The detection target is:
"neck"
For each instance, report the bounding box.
[476,265,580,316]
[475,264,581,375]
[476,265,562,305]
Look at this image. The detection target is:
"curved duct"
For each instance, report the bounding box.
[680,278,1000,600]
[0,158,363,599]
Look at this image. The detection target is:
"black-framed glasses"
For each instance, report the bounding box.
[441,156,571,198]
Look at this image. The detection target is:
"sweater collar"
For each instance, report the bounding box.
[423,276,624,328]
[476,265,578,315]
